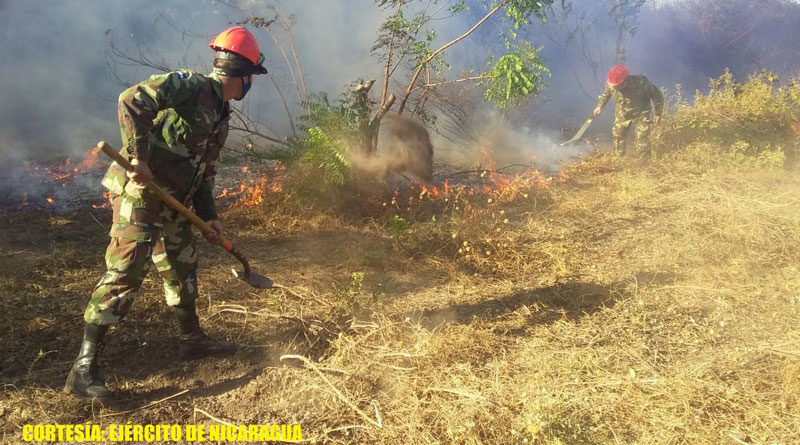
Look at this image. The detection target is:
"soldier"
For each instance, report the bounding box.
[64,27,268,402]
[593,65,664,157]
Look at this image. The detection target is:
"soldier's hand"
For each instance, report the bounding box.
[652,115,661,124]
[126,159,153,189]
[205,220,223,244]
[593,106,602,116]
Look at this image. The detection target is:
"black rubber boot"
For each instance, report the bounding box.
[172,303,236,359]
[64,323,111,402]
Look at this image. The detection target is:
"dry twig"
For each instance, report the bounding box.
[280,354,381,428]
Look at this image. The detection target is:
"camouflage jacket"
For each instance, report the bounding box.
[597,75,664,121]
[102,70,230,221]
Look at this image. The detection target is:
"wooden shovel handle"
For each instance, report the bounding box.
[97,141,233,251]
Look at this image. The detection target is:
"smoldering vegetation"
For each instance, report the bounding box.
[358,115,435,181]
[2,1,800,443]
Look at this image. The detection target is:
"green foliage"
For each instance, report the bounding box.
[279,86,374,203]
[387,215,411,234]
[503,0,556,39]
[372,4,449,77]
[387,215,412,252]
[297,127,350,186]
[655,70,800,165]
[299,91,365,139]
[370,0,555,118]
[334,271,365,312]
[504,0,552,28]
[482,43,550,109]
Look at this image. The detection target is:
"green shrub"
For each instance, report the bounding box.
[654,70,800,165]
[274,88,367,207]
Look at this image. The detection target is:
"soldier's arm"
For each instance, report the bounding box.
[649,81,665,117]
[597,85,613,110]
[193,163,218,221]
[117,72,196,162]
[192,115,229,222]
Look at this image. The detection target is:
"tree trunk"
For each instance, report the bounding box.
[354,80,375,154]
[367,93,396,155]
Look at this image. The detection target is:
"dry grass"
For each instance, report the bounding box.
[2,144,800,444]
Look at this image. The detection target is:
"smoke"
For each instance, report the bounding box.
[348,115,434,183]
[431,0,800,155]
[434,108,592,174]
[1,0,798,169]
[0,0,386,161]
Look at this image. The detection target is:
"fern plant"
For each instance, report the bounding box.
[297,127,351,186]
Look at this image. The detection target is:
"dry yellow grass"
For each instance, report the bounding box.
[2,144,800,444]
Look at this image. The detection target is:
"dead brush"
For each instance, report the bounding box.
[366,167,562,276]
[783,359,800,410]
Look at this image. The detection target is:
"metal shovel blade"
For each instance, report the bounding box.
[561,118,593,146]
[231,268,275,289]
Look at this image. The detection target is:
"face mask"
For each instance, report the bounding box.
[237,76,252,101]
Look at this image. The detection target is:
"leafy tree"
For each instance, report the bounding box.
[353,0,557,154]
[482,42,549,109]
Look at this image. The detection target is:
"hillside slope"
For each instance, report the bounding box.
[1,148,799,444]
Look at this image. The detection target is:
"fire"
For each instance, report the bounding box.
[33,146,107,184]
[92,191,112,209]
[0,145,111,212]
[216,183,247,200]
[418,183,444,200]
[234,174,267,207]
[74,146,103,171]
[215,163,286,207]
[405,167,552,206]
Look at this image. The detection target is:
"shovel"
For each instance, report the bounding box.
[98,141,274,289]
[560,117,593,146]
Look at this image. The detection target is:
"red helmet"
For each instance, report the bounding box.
[607,65,629,86]
[209,27,261,65]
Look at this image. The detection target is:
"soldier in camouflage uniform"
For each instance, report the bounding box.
[64,27,268,402]
[593,65,664,158]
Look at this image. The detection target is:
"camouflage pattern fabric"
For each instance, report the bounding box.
[612,111,653,157]
[597,75,664,157]
[85,69,230,325]
[102,69,230,221]
[84,191,198,325]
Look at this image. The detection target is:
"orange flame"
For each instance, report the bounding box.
[46,197,55,204]
[75,146,103,171]
[92,191,112,209]
[233,174,268,207]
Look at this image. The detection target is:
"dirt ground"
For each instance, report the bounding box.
[1,149,799,444]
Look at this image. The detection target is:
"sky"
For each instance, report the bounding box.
[1,0,798,162]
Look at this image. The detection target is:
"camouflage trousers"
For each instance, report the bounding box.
[613,112,653,157]
[84,184,198,325]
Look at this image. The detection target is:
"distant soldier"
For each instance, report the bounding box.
[64,27,268,402]
[593,65,664,157]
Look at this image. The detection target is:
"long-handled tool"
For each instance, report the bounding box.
[98,141,274,289]
[560,117,593,146]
